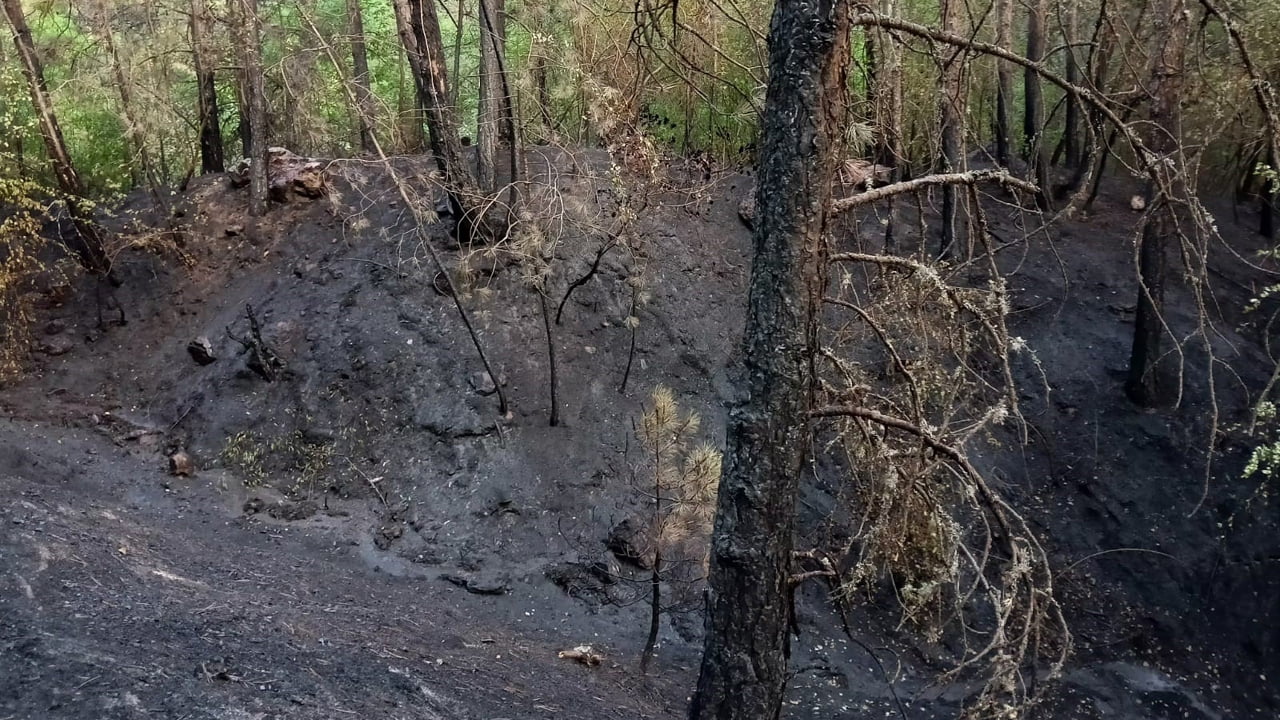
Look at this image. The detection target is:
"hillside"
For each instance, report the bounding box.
[2,148,1278,719]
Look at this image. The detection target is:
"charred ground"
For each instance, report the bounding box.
[2,148,1278,719]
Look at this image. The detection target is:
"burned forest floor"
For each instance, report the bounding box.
[2,147,1278,719]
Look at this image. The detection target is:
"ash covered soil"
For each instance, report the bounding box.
[2,148,1278,719]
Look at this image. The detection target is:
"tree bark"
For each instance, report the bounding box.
[1126,0,1187,407]
[687,0,849,716]
[938,0,965,257]
[1062,2,1081,168]
[477,0,503,192]
[235,0,268,216]
[347,0,377,154]
[993,0,1014,168]
[1264,162,1277,240]
[191,0,225,173]
[392,0,485,231]
[1024,0,1049,207]
[2,0,110,273]
[869,0,902,252]
[1065,0,1111,198]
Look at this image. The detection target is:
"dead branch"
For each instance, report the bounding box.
[811,404,1013,543]
[831,169,1040,214]
[556,239,617,324]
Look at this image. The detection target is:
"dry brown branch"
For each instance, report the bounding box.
[830,169,1040,214]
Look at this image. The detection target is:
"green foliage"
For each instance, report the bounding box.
[0,176,65,382]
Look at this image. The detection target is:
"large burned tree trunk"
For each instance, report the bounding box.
[1126,0,1188,407]
[392,0,489,236]
[2,0,110,273]
[688,0,849,716]
[190,0,225,173]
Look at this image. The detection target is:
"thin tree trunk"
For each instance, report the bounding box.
[479,0,519,212]
[540,289,560,427]
[347,0,376,154]
[477,0,502,192]
[870,0,902,252]
[235,0,268,216]
[994,0,1014,168]
[869,0,901,171]
[1062,3,1081,168]
[640,552,661,672]
[1126,0,1188,407]
[93,2,160,195]
[1263,160,1277,239]
[2,0,110,273]
[533,48,553,138]
[938,0,964,257]
[393,0,487,235]
[1065,0,1110,198]
[640,456,662,675]
[191,0,225,173]
[1024,0,1049,207]
[450,0,463,108]
[688,0,850,715]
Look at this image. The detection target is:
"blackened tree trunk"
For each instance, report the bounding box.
[235,0,268,216]
[993,0,1014,168]
[2,0,110,273]
[191,0,225,173]
[1126,0,1188,407]
[1264,170,1276,240]
[869,0,902,252]
[1062,3,1082,168]
[1024,0,1049,207]
[938,0,964,257]
[1066,0,1111,198]
[348,0,377,154]
[688,0,850,716]
[392,0,484,226]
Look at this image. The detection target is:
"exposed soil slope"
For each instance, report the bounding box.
[2,148,1277,719]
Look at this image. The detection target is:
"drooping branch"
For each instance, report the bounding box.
[810,404,1014,557]
[831,169,1039,214]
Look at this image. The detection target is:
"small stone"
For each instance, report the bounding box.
[301,427,335,443]
[1130,195,1147,211]
[374,522,404,550]
[44,319,67,335]
[187,336,217,365]
[168,451,195,477]
[40,336,75,356]
[468,371,501,396]
[440,572,509,595]
[225,224,244,237]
